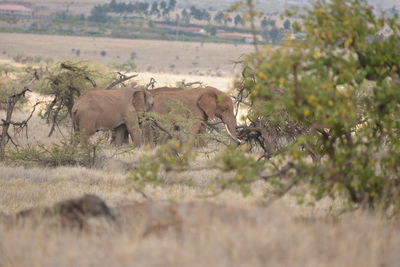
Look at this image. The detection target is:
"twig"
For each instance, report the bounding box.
[259,162,297,181]
[197,188,225,198]
[132,185,152,200]
[145,78,157,89]
[182,80,203,88]
[168,165,217,172]
[106,73,138,89]
[60,62,96,87]
[144,116,173,139]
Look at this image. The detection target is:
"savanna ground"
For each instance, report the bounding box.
[0,32,254,76]
[0,35,399,267]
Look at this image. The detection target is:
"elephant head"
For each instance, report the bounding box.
[132,86,154,112]
[197,87,241,143]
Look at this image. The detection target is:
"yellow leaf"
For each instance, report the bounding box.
[292,151,301,159]
[258,72,268,79]
[327,32,334,41]
[284,40,293,47]
[315,51,322,58]
[344,37,353,47]
[307,94,316,102]
[278,77,285,85]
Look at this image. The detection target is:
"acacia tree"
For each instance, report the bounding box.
[130,0,400,213]
[33,61,128,137]
[239,0,400,209]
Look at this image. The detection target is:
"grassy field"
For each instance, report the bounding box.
[0,34,399,266]
[0,32,254,76]
[0,73,399,267]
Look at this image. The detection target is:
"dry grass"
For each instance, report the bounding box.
[1,108,400,266]
[0,32,253,76]
[1,161,399,267]
[1,51,399,267]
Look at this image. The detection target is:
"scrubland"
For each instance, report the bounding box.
[0,33,253,76]
[1,78,399,267]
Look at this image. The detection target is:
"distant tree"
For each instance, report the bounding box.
[261,16,268,28]
[223,16,232,25]
[150,2,159,15]
[283,19,291,30]
[190,6,211,22]
[168,0,176,11]
[162,8,171,18]
[268,26,283,44]
[181,9,190,24]
[206,26,217,36]
[214,11,224,24]
[204,10,211,23]
[269,19,276,27]
[160,1,167,11]
[109,0,117,11]
[234,14,244,27]
[89,5,110,23]
[114,2,127,14]
[126,3,134,13]
[138,2,150,15]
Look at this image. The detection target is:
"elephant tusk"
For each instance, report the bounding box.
[224,124,243,144]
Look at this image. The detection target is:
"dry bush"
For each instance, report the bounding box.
[142,100,201,146]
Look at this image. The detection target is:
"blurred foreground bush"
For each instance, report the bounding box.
[129,0,400,214]
[239,0,400,211]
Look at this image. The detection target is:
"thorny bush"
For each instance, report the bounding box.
[129,0,400,215]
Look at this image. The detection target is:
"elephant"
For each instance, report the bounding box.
[113,86,241,146]
[71,86,154,147]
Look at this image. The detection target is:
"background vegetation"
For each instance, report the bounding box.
[1,0,400,265]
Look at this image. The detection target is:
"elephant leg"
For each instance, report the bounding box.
[124,112,143,147]
[111,124,130,146]
[142,123,155,146]
[193,122,206,147]
[74,120,96,144]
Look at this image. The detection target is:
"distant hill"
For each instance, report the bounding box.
[17,0,400,14]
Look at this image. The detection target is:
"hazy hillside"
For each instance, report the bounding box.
[18,0,400,14]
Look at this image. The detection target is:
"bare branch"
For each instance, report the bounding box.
[145,78,157,89]
[60,62,96,87]
[106,73,138,89]
[182,80,203,88]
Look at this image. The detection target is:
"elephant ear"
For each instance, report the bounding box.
[198,91,217,119]
[143,89,154,111]
[132,90,145,111]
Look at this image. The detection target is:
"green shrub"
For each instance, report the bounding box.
[127,0,400,215]
[110,60,137,72]
[31,60,115,135]
[142,99,202,145]
[239,0,400,211]
[7,138,105,167]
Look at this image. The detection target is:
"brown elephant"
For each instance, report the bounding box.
[113,86,241,146]
[71,86,154,147]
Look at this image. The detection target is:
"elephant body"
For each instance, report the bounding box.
[72,87,153,147]
[114,86,239,146]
